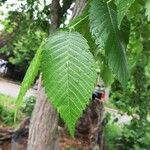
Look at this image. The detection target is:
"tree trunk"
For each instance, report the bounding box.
[11,118,30,150]
[27,84,58,150]
[0,128,14,144]
[27,0,87,150]
[89,102,105,150]
[27,0,61,149]
[71,0,87,20]
[76,84,105,150]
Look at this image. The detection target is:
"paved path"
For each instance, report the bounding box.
[0,78,37,98]
[0,78,135,124]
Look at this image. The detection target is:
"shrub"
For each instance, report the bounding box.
[104,119,122,150]
[21,96,36,117]
[0,104,16,126]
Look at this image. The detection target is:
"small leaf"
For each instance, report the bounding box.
[116,0,135,28]
[41,31,96,136]
[16,41,44,111]
[145,0,150,21]
[101,64,114,87]
[89,0,129,86]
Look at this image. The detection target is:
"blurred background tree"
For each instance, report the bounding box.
[106,2,150,149]
[0,0,73,80]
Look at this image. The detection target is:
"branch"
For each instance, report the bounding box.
[71,0,87,20]
[61,0,74,15]
[49,0,61,33]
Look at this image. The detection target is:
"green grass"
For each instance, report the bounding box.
[0,93,15,108]
[0,93,18,126]
[0,93,36,127]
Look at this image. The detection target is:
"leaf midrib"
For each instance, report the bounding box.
[67,33,73,126]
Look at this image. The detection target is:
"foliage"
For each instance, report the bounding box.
[117,120,150,150]
[116,0,135,28]
[0,93,36,126]
[145,0,150,21]
[21,96,36,117]
[68,2,97,56]
[0,93,17,126]
[14,0,150,137]
[0,10,47,74]
[0,0,6,5]
[104,117,122,150]
[0,104,17,125]
[101,64,114,87]
[0,93,15,105]
[8,31,46,71]
[89,0,129,86]
[41,31,96,136]
[110,5,150,149]
[104,98,117,109]
[0,0,74,75]
[15,41,44,116]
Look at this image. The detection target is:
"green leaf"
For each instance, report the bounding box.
[41,31,96,136]
[120,17,130,46]
[145,0,150,21]
[69,2,97,56]
[116,0,135,28]
[101,63,114,87]
[89,0,129,86]
[16,41,44,111]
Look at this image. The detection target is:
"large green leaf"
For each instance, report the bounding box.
[41,31,96,136]
[89,0,129,86]
[116,0,135,28]
[16,41,44,111]
[120,17,130,46]
[145,0,150,21]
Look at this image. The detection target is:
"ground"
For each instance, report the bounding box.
[0,77,132,150]
[0,78,36,98]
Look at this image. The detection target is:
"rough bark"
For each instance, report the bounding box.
[89,103,105,150]
[71,0,87,20]
[0,118,29,150]
[0,128,14,145]
[76,85,105,150]
[27,74,59,150]
[76,71,106,149]
[27,84,58,150]
[49,0,61,33]
[11,118,30,150]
